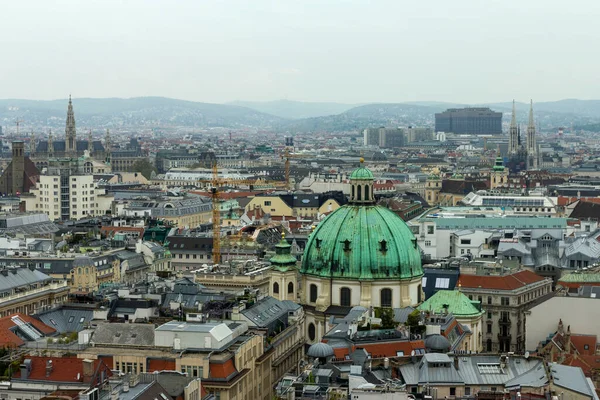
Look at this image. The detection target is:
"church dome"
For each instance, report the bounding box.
[301,161,423,281]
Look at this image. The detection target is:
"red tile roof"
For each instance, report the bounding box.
[570,334,597,356]
[13,356,112,383]
[457,270,546,291]
[100,226,145,238]
[329,340,425,359]
[209,358,236,379]
[0,313,55,348]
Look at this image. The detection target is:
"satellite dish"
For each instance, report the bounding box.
[411,350,416,356]
[524,351,530,359]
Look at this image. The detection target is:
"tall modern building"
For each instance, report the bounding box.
[363,127,405,147]
[435,107,502,134]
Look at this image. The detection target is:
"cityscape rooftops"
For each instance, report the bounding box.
[457,270,547,291]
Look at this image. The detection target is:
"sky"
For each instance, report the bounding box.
[1,0,599,104]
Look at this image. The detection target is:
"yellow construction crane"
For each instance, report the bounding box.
[281,148,311,190]
[207,163,285,264]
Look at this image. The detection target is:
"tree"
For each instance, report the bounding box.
[406,309,426,335]
[131,158,157,179]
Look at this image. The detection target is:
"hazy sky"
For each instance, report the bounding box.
[1,0,599,104]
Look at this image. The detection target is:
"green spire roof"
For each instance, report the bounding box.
[493,156,505,171]
[350,158,374,180]
[301,205,423,280]
[418,290,484,317]
[270,233,297,271]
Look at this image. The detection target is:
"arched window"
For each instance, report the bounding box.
[308,323,316,341]
[288,282,294,294]
[273,282,279,294]
[417,284,422,303]
[357,185,362,201]
[381,288,392,308]
[340,287,351,307]
[364,184,370,201]
[351,185,355,199]
[310,284,318,303]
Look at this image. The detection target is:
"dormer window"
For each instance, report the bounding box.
[315,238,322,249]
[343,239,351,252]
[380,240,388,252]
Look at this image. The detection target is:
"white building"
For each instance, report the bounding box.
[24,174,113,221]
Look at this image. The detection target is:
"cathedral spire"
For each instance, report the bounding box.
[510,99,517,127]
[526,100,537,169]
[508,99,519,155]
[65,96,76,156]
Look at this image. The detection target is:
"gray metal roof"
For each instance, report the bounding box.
[241,296,301,328]
[36,307,94,333]
[0,267,51,293]
[91,322,155,346]
[551,363,596,398]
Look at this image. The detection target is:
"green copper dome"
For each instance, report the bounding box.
[349,159,374,180]
[300,205,423,280]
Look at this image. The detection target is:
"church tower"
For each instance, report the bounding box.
[48,129,54,158]
[65,95,77,156]
[526,100,538,169]
[29,131,36,157]
[508,100,519,155]
[87,129,94,156]
[104,129,111,164]
[490,156,508,189]
[269,232,298,301]
[425,170,442,206]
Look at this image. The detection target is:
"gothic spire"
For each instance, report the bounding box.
[105,129,111,164]
[528,99,535,127]
[510,100,516,127]
[30,131,36,156]
[65,95,76,155]
[88,129,93,154]
[48,129,54,156]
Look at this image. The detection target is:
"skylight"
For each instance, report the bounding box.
[477,363,502,374]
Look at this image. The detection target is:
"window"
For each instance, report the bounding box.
[487,296,492,305]
[434,278,450,288]
[427,226,434,235]
[379,240,387,252]
[425,240,431,247]
[264,201,271,206]
[460,239,471,245]
[487,324,492,333]
[273,282,279,294]
[501,297,510,306]
[308,323,316,341]
[450,388,456,396]
[340,287,351,307]
[343,239,351,251]
[288,282,294,294]
[310,284,318,303]
[465,387,471,396]
[68,316,74,323]
[381,288,392,308]
[487,312,492,319]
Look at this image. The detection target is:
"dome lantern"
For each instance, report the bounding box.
[349,158,375,204]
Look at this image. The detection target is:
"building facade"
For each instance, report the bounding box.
[435,107,502,134]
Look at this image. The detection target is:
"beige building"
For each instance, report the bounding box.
[69,255,122,295]
[457,270,552,353]
[244,192,344,220]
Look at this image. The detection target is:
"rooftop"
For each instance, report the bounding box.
[457,270,547,291]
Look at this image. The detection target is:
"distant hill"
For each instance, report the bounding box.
[229,99,359,119]
[0,97,284,130]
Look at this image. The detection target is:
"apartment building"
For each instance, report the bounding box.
[457,270,552,353]
[0,267,69,317]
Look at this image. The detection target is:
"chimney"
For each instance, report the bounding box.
[45,359,53,377]
[566,325,571,353]
[20,359,31,380]
[82,359,94,383]
[453,356,459,370]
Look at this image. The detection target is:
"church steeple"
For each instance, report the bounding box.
[104,129,111,164]
[508,100,519,155]
[270,232,298,271]
[47,129,54,157]
[65,95,77,156]
[29,131,36,157]
[526,99,538,169]
[88,129,94,155]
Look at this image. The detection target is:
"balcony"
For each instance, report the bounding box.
[499,317,511,326]
[498,333,512,342]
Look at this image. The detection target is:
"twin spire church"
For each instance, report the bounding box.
[507,100,539,171]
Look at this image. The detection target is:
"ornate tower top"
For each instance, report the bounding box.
[511,99,517,127]
[88,129,94,154]
[48,129,54,156]
[528,99,535,127]
[65,96,76,155]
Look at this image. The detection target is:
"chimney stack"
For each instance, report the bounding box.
[82,359,94,383]
[45,359,53,377]
[20,359,32,380]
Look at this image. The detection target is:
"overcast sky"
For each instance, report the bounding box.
[1,0,599,104]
